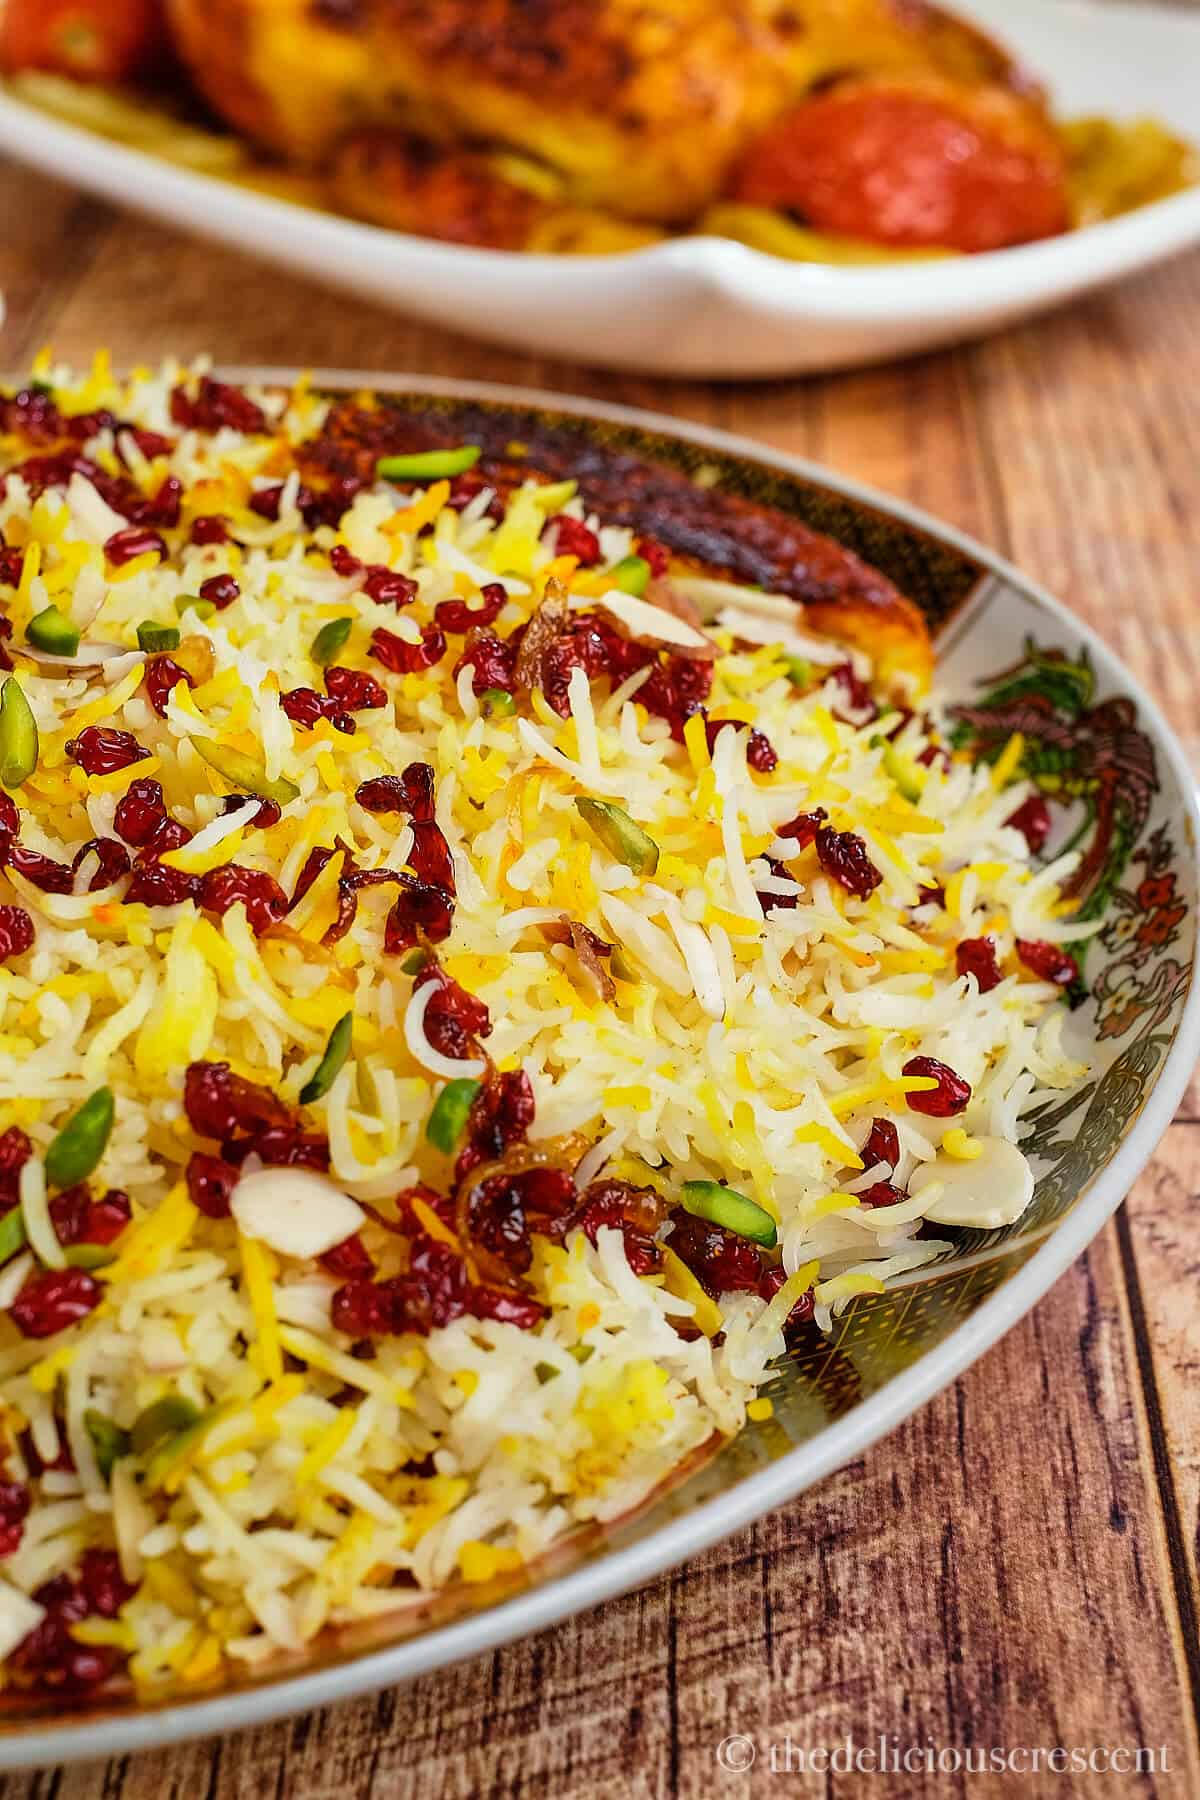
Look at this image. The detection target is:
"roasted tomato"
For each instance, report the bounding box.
[0,0,167,81]
[733,74,1070,254]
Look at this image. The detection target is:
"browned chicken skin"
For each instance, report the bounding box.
[165,0,1048,227]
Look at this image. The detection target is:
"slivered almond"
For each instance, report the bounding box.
[0,1581,45,1662]
[230,1168,364,1259]
[584,587,715,654]
[14,643,143,681]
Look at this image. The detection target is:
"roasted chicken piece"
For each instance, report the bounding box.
[165,0,1046,227]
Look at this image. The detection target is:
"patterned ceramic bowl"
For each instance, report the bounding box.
[2,374,1197,1768]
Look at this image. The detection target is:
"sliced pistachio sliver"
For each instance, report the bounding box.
[44,1087,114,1189]
[311,617,352,668]
[84,1409,130,1482]
[574,798,659,876]
[0,1206,27,1264]
[131,1394,203,1456]
[680,1179,777,1248]
[0,677,38,789]
[377,446,480,482]
[426,1078,481,1154]
[27,605,81,657]
[530,478,579,512]
[194,739,300,807]
[299,1013,353,1106]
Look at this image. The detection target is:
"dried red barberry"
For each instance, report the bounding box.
[1016,939,1080,986]
[0,792,17,837]
[9,1269,102,1338]
[539,614,620,718]
[71,838,132,892]
[184,1063,291,1141]
[320,1232,374,1280]
[445,471,503,519]
[453,626,517,696]
[221,795,282,830]
[199,572,239,611]
[383,879,454,952]
[856,1180,907,1208]
[757,1262,816,1330]
[456,1068,534,1180]
[199,864,289,935]
[356,762,436,820]
[49,1186,130,1247]
[248,483,284,520]
[123,862,200,909]
[114,777,169,846]
[79,1548,136,1619]
[125,427,173,461]
[103,525,166,567]
[7,845,72,894]
[190,513,229,546]
[65,726,149,776]
[289,845,336,913]
[11,1551,137,1694]
[0,1126,32,1213]
[462,1172,537,1274]
[917,882,946,909]
[434,581,506,635]
[148,475,183,529]
[667,1206,764,1298]
[777,808,827,849]
[815,828,882,898]
[281,686,354,733]
[756,856,798,914]
[371,624,446,674]
[143,655,194,718]
[362,567,418,609]
[413,962,491,1064]
[329,544,363,578]
[471,1286,546,1329]
[331,1276,397,1337]
[575,1178,665,1274]
[637,537,670,577]
[0,1480,30,1556]
[861,1118,900,1170]
[703,716,777,773]
[956,937,1003,994]
[0,906,34,960]
[902,1056,971,1118]
[639,651,714,740]
[171,377,267,436]
[306,477,362,528]
[1005,794,1052,855]
[324,665,387,711]
[240,1124,330,1171]
[185,1151,239,1219]
[409,821,455,893]
[543,515,600,566]
[829,660,876,721]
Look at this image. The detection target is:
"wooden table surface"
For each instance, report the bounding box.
[0,150,1198,1800]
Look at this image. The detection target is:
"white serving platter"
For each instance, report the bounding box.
[0,0,1196,376]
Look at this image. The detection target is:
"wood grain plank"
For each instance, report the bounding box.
[1118,1127,1200,1693]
